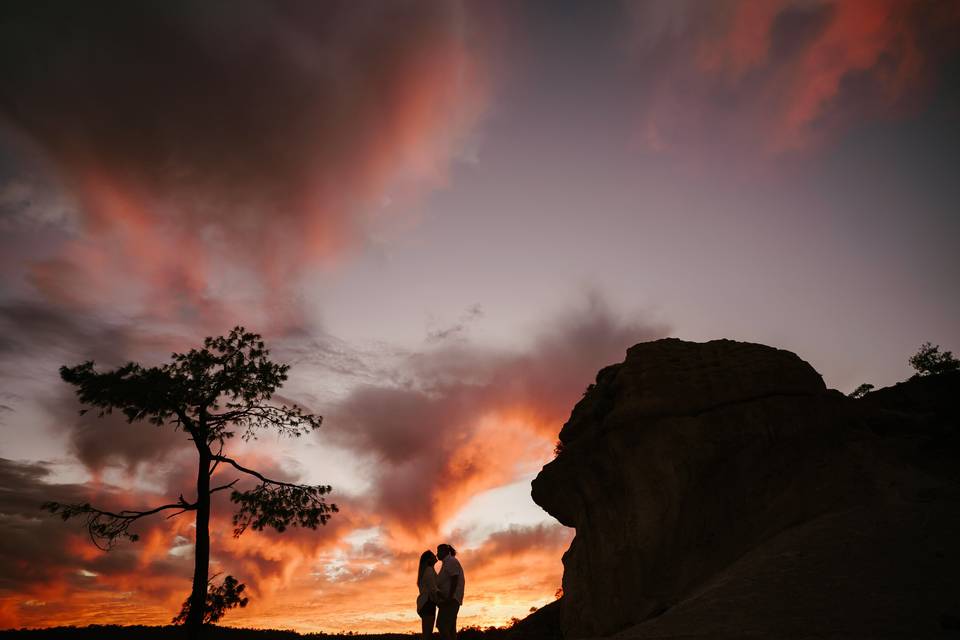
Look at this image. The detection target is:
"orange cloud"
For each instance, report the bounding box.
[330,295,667,542]
[771,0,926,151]
[0,2,492,329]
[0,455,568,633]
[0,452,357,630]
[633,0,960,157]
[0,293,662,632]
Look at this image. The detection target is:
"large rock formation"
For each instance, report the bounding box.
[531,338,960,639]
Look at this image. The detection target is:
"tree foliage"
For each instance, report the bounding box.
[848,383,874,399]
[43,327,336,630]
[909,342,959,377]
[173,575,249,625]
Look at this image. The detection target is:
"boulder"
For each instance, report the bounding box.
[531,339,960,639]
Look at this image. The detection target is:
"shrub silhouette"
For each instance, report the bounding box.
[848,383,874,399]
[173,574,249,625]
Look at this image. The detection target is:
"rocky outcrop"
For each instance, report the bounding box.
[531,339,960,639]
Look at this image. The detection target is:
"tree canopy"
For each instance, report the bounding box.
[44,327,336,632]
[909,342,959,377]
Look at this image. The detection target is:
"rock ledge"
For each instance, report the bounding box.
[531,339,960,639]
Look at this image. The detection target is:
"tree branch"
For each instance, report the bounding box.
[206,403,321,440]
[210,479,239,494]
[112,501,198,518]
[229,482,336,537]
[175,407,198,438]
[210,455,301,488]
[207,455,336,537]
[209,440,225,476]
[42,496,197,550]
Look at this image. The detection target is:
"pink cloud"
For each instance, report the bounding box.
[631,0,960,157]
[0,2,493,329]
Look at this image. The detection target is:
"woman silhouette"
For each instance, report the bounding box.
[416,549,439,640]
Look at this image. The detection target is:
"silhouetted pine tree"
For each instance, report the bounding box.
[44,327,336,637]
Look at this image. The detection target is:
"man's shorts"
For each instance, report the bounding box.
[437,601,460,631]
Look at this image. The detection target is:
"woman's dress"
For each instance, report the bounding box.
[417,567,439,615]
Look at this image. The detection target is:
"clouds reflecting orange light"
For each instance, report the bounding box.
[2,0,956,633]
[4,1,491,331]
[0,427,571,631]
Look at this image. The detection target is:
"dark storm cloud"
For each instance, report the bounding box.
[330,294,668,535]
[53,389,188,474]
[0,298,129,361]
[0,458,188,594]
[0,298,188,471]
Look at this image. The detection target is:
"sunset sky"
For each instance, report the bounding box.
[1,0,959,632]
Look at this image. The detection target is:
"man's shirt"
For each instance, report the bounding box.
[437,555,465,605]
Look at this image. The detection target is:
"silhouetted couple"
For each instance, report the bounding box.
[417,543,465,640]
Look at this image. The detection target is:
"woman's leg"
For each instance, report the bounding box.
[420,605,436,640]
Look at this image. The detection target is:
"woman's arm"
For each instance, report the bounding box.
[426,568,441,600]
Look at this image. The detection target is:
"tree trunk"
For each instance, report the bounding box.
[186,445,211,637]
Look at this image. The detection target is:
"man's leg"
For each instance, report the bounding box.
[437,603,450,640]
[448,602,459,640]
[437,601,460,640]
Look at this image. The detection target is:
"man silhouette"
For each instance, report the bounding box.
[436,543,464,640]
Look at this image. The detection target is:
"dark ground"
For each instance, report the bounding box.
[0,595,561,640]
[0,625,519,640]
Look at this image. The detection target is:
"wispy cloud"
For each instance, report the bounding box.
[0,1,494,329]
[630,0,960,157]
